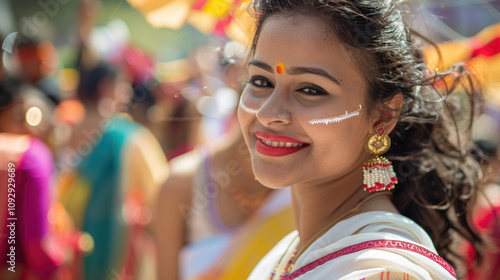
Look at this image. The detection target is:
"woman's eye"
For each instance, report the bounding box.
[298,86,328,96]
[249,76,273,88]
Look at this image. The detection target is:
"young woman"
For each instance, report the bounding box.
[238,1,484,279]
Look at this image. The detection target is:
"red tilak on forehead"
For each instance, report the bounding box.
[277,62,285,74]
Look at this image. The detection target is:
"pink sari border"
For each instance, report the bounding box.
[282,239,456,280]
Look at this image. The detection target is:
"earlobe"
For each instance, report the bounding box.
[378,92,403,134]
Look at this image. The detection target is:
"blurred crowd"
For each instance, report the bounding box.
[0,0,499,280]
[0,1,295,279]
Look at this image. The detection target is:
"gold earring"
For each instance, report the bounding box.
[362,121,397,193]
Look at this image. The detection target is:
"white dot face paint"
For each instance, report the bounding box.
[239,98,259,114]
[309,104,362,125]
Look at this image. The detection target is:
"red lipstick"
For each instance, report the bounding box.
[255,131,309,157]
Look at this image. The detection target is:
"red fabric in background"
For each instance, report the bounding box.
[465,203,500,280]
[471,36,500,58]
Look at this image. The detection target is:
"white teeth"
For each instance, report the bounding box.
[261,139,304,148]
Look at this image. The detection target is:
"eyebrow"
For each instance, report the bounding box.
[248,59,274,73]
[247,59,341,86]
[289,66,341,86]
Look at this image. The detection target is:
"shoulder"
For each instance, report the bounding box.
[19,137,54,174]
[108,114,142,132]
[318,211,435,249]
[26,137,52,158]
[293,212,456,280]
[157,149,203,208]
[169,148,203,174]
[166,148,203,186]
[353,211,435,246]
[102,114,144,145]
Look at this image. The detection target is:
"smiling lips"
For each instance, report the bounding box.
[255,131,309,157]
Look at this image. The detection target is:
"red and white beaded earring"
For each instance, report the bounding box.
[362,121,398,193]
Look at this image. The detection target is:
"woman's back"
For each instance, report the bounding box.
[58,114,168,280]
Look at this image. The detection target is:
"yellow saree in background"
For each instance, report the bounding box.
[180,189,294,280]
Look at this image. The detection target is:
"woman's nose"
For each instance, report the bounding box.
[256,87,292,128]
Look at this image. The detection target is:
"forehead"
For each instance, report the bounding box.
[256,14,346,57]
[253,13,367,91]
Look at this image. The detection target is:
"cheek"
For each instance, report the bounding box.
[237,106,249,131]
[305,104,363,125]
[237,106,256,158]
[239,87,262,113]
[237,105,253,135]
[305,118,368,156]
[237,89,260,126]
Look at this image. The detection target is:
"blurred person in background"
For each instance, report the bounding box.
[161,83,201,160]
[12,35,60,106]
[0,34,61,148]
[152,61,203,160]
[0,78,64,280]
[57,61,168,280]
[154,45,295,280]
[121,45,157,132]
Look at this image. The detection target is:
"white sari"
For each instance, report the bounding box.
[248,211,456,280]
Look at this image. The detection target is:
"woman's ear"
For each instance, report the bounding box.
[377,92,403,134]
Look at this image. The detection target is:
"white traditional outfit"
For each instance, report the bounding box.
[248,211,456,280]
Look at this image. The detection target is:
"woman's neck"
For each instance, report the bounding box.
[291,166,368,252]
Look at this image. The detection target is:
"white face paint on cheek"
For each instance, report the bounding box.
[309,104,363,125]
[239,98,259,114]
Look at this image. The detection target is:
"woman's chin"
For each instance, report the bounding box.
[254,174,291,189]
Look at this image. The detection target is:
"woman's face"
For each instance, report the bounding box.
[238,14,378,188]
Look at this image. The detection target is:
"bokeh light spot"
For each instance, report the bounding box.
[26,107,43,127]
[78,233,95,253]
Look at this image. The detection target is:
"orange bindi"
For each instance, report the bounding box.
[276,62,285,74]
